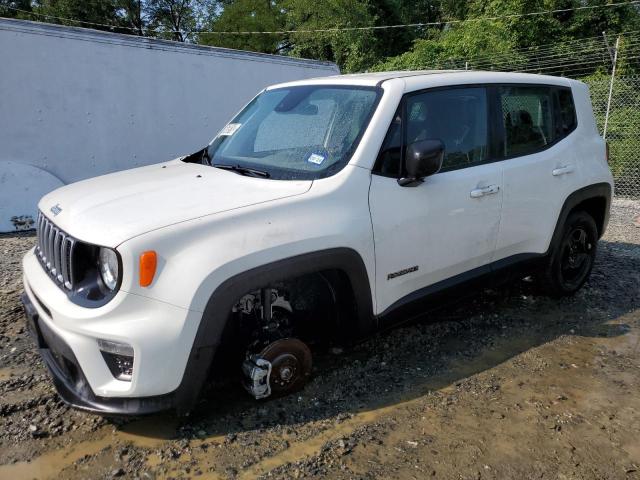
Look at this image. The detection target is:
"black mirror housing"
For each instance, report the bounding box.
[398,139,445,187]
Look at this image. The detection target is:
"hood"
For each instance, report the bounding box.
[39,160,312,247]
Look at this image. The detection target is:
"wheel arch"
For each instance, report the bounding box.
[172,247,375,413]
[548,182,612,255]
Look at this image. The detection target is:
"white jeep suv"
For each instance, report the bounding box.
[21,71,613,415]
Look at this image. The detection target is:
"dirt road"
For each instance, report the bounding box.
[1,200,639,480]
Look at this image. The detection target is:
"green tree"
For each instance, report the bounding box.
[145,0,214,41]
[0,0,33,19]
[364,0,442,65]
[202,0,381,72]
[282,0,379,72]
[465,0,565,49]
[375,20,518,71]
[199,0,285,54]
[118,0,145,36]
[29,0,129,32]
[565,0,640,40]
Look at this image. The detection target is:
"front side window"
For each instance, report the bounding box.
[404,87,489,172]
[205,85,380,180]
[500,86,554,157]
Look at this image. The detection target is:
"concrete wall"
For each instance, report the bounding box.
[0,18,339,232]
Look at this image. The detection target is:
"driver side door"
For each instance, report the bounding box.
[369,85,503,320]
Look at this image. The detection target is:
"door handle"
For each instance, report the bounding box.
[552,165,574,176]
[470,185,500,198]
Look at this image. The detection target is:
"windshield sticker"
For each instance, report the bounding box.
[307,153,325,165]
[219,123,241,136]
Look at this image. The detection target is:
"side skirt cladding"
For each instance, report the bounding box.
[172,248,375,414]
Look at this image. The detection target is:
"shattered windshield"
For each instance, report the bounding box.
[204,85,380,180]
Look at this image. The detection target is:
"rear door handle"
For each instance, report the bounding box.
[470,185,500,198]
[552,165,574,176]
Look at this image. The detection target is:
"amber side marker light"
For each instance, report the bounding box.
[139,251,157,287]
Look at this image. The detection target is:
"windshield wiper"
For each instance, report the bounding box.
[212,164,270,178]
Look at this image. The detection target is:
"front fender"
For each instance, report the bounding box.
[171,247,374,414]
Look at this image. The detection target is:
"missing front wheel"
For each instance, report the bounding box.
[242,338,312,400]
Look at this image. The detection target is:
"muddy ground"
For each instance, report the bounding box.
[1,200,639,480]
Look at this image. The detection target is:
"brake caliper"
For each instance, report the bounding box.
[241,355,272,399]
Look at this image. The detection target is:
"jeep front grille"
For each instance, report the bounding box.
[35,211,76,290]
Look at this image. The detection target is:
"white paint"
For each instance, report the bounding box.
[494,79,610,260]
[22,71,613,400]
[0,18,338,232]
[369,162,503,313]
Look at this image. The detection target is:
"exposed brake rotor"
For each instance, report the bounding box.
[242,338,312,400]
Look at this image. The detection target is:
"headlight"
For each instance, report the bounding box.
[98,247,119,291]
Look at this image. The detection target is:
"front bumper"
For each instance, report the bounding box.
[21,248,207,415]
[21,291,176,415]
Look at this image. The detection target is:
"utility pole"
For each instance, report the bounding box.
[603,33,620,140]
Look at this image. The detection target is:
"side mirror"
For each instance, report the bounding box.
[398,139,444,187]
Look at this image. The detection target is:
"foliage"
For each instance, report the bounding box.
[0,0,32,19]
[1,0,640,72]
[199,0,284,53]
[0,0,214,39]
[374,20,518,71]
[372,0,640,74]
[145,0,214,41]
[281,0,378,73]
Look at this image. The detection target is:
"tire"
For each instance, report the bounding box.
[540,211,598,297]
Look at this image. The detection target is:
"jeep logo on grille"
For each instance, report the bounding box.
[50,204,62,216]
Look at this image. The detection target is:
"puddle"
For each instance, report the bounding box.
[0,416,178,479]
[237,408,392,480]
[0,366,19,382]
[116,414,178,449]
[0,435,114,480]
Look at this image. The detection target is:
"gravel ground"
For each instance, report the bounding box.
[0,199,639,480]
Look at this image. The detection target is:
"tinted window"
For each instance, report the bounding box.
[500,86,554,157]
[557,88,577,136]
[405,87,489,171]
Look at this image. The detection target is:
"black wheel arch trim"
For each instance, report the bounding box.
[547,182,612,255]
[173,247,375,414]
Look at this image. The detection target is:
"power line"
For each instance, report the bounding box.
[2,0,640,36]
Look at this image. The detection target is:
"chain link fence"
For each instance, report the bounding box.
[585,75,640,198]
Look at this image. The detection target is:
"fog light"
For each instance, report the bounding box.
[98,339,134,381]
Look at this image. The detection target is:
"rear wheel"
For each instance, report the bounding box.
[540,211,598,296]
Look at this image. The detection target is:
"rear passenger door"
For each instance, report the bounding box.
[494,85,580,261]
[369,86,503,316]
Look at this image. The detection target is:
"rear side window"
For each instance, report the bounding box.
[404,87,489,171]
[556,88,577,136]
[499,86,554,157]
